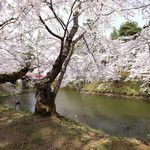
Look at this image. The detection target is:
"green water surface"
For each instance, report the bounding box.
[0,89,150,138]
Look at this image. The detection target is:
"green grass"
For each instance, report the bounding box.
[0,105,150,150]
[147,134,150,139]
[0,93,10,97]
[23,119,30,125]
[32,136,43,145]
[82,78,149,97]
[83,79,103,91]
[104,140,113,150]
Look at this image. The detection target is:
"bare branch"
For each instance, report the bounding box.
[39,16,63,40]
[0,7,28,30]
[101,3,150,16]
[44,0,66,31]
[73,32,85,46]
[121,3,150,11]
[83,36,105,79]
[64,0,78,37]
[0,18,15,29]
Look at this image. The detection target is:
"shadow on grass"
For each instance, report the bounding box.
[0,106,150,150]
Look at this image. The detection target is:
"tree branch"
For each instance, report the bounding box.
[39,16,63,40]
[48,0,66,31]
[0,63,30,84]
[73,32,85,45]
[53,44,74,95]
[121,3,150,11]
[64,0,78,37]
[53,33,85,95]
[0,18,15,28]
[83,36,105,79]
[101,3,150,16]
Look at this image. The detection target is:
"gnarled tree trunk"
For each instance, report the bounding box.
[34,37,73,117]
[34,81,56,116]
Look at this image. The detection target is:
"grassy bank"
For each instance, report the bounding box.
[82,79,150,99]
[0,105,150,150]
[65,77,150,100]
[0,84,11,98]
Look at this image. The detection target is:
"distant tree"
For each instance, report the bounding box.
[119,22,141,36]
[111,27,119,40]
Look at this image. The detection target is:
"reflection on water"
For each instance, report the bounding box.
[0,88,150,138]
[0,89,36,113]
[56,89,150,139]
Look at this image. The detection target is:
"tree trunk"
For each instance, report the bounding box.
[34,7,81,117]
[34,81,57,116]
[34,38,72,117]
[34,35,84,117]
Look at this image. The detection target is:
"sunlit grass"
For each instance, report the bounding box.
[0,105,150,150]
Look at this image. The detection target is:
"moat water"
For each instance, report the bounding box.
[0,89,150,139]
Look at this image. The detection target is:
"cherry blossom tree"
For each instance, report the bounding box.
[0,0,150,117]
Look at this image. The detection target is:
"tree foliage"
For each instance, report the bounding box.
[0,0,150,116]
[118,22,141,36]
